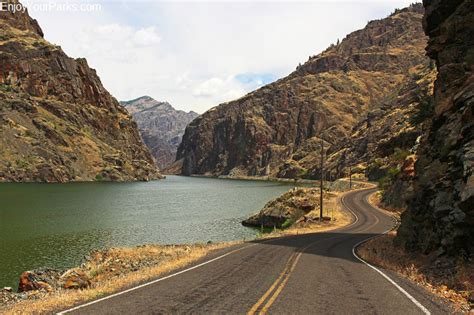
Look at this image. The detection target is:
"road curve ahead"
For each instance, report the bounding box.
[61,188,453,315]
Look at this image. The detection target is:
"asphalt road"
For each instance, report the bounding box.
[61,188,453,314]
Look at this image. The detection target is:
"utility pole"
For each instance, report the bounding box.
[349,166,352,190]
[320,137,324,221]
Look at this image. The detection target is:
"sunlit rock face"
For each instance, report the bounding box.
[0,6,162,182]
[177,4,430,181]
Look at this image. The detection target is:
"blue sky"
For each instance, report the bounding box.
[25,0,417,113]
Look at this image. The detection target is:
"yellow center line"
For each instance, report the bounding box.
[247,252,299,315]
[248,236,344,314]
[259,250,304,314]
[251,190,380,314]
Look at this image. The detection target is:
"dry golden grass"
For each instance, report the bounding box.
[1,183,369,314]
[368,191,403,219]
[1,242,237,314]
[257,191,353,239]
[357,233,472,313]
[0,22,54,50]
[358,195,473,313]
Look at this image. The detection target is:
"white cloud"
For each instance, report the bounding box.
[132,27,161,46]
[27,0,417,114]
[74,24,161,62]
[193,76,245,99]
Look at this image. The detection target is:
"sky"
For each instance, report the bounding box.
[24,0,417,113]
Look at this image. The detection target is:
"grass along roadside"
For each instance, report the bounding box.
[0,179,370,314]
[368,190,404,218]
[357,192,473,313]
[250,178,375,239]
[254,190,353,239]
[0,242,237,314]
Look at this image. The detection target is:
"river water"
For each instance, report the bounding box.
[0,175,301,289]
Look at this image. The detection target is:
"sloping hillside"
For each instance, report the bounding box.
[0,7,161,182]
[177,4,430,179]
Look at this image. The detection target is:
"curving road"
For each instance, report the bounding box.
[61,188,453,314]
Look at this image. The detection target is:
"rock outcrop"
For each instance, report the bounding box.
[396,0,474,256]
[177,4,430,180]
[121,96,198,169]
[242,188,321,228]
[18,269,62,292]
[17,267,90,293]
[0,5,162,182]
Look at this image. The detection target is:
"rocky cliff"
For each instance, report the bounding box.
[396,0,473,256]
[121,96,198,169]
[242,188,321,228]
[177,4,430,179]
[0,6,161,182]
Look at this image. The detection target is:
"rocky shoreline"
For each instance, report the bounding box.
[242,178,369,229]
[242,187,324,228]
[1,178,366,312]
[0,243,230,312]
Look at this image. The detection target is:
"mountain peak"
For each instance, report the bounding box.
[295,3,426,76]
[121,96,169,114]
[0,4,161,182]
[177,4,430,178]
[122,96,199,169]
[0,1,44,37]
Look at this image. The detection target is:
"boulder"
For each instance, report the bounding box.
[59,269,90,290]
[242,188,319,228]
[18,268,61,292]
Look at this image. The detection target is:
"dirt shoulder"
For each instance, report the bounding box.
[0,242,237,314]
[357,192,473,313]
[0,179,371,314]
[253,179,374,239]
[254,190,352,239]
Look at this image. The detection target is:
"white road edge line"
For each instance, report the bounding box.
[57,244,254,314]
[59,188,430,314]
[58,188,359,314]
[342,192,431,315]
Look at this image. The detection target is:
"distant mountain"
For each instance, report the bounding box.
[0,7,161,182]
[177,4,430,179]
[121,96,198,169]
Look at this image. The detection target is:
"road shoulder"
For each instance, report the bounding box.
[357,191,473,313]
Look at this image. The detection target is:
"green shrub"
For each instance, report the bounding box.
[392,148,410,162]
[378,166,401,193]
[378,175,391,192]
[388,166,400,177]
[367,162,387,181]
[281,219,294,229]
[16,159,29,169]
